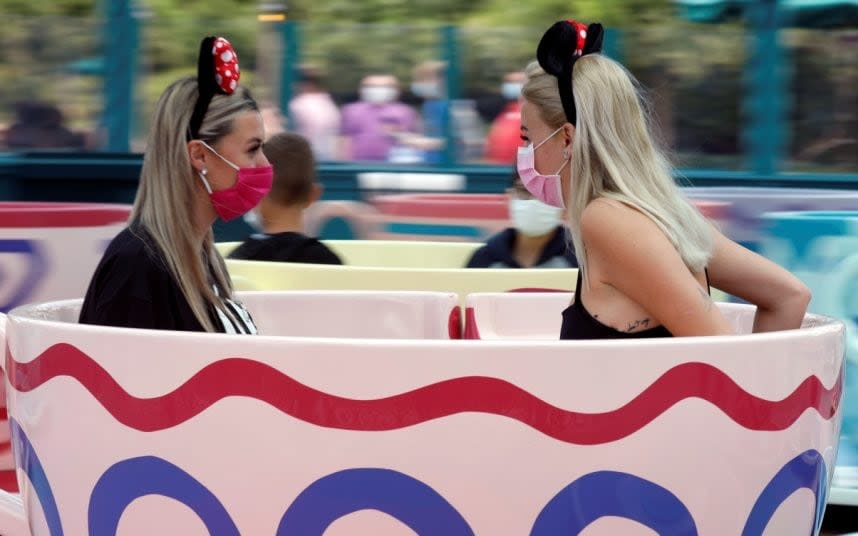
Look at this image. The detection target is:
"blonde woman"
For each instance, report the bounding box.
[517,20,810,339]
[79,37,270,333]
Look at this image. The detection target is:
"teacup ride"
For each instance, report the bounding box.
[304,192,732,243]
[219,239,578,321]
[0,289,844,535]
[685,187,858,253]
[219,238,728,305]
[0,202,131,313]
[223,256,577,318]
[0,202,131,493]
[761,210,858,507]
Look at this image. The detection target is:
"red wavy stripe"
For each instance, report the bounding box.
[6,343,842,444]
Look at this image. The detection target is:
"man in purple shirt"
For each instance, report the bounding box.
[339,74,418,161]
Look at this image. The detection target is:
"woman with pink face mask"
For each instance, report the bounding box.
[79,36,269,333]
[521,20,809,339]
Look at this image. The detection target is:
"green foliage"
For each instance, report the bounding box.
[0,0,94,16]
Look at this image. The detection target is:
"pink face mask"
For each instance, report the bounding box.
[198,141,273,222]
[516,126,569,208]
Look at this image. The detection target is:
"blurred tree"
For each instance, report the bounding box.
[0,0,94,15]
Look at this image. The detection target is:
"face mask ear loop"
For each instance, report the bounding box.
[197,171,214,194]
[198,140,240,171]
[533,126,564,151]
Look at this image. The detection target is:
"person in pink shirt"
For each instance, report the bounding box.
[288,66,341,161]
[339,74,418,162]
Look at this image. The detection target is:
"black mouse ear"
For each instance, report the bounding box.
[536,20,579,77]
[196,36,218,95]
[583,23,605,55]
[534,20,605,126]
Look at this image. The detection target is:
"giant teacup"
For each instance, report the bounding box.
[0,202,130,312]
[2,295,844,535]
[0,202,130,492]
[686,187,858,252]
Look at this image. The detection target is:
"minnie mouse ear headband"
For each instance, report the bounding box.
[536,20,604,126]
[187,36,241,140]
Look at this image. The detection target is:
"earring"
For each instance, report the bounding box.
[201,168,208,176]
[562,148,570,159]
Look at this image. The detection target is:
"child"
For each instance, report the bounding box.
[229,132,342,264]
[466,169,577,269]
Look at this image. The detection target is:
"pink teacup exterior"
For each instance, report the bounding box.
[4,298,844,535]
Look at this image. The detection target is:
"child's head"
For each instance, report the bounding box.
[261,132,318,208]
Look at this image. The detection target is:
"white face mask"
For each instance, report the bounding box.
[242,208,264,233]
[361,86,397,104]
[509,198,562,237]
[411,82,441,99]
[501,82,523,101]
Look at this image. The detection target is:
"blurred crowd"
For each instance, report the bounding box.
[279,62,526,165]
[0,63,526,166]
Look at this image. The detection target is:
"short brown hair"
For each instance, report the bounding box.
[262,132,315,206]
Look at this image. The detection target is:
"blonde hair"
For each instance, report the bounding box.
[522,55,713,274]
[131,77,258,332]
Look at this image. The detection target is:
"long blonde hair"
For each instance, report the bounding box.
[522,55,713,275]
[131,77,258,331]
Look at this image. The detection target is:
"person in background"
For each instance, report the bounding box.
[79,36,266,333]
[410,60,484,164]
[260,101,286,140]
[484,71,527,164]
[5,100,87,150]
[466,169,577,269]
[410,61,448,164]
[229,132,342,265]
[288,66,341,161]
[339,74,417,161]
[521,19,809,339]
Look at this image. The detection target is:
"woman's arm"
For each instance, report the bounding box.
[706,226,810,332]
[582,199,734,337]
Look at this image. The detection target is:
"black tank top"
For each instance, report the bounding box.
[559,270,710,340]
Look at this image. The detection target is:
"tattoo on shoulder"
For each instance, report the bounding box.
[625,318,651,332]
[698,287,713,311]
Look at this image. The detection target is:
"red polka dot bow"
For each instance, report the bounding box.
[566,20,588,57]
[212,37,240,95]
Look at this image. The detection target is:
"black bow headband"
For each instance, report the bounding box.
[536,20,604,125]
[187,36,241,140]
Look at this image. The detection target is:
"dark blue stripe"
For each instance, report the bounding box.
[277,468,474,535]
[10,418,64,536]
[88,456,239,536]
[531,470,697,535]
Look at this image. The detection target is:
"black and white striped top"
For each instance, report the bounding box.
[212,285,258,335]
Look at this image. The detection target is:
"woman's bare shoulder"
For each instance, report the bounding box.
[581,197,662,247]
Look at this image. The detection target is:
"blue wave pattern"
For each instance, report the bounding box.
[530,471,697,535]
[88,456,240,536]
[0,239,47,312]
[743,449,827,536]
[276,468,474,535]
[9,417,829,535]
[10,419,63,536]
